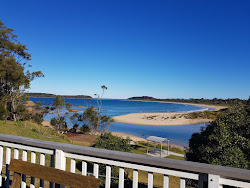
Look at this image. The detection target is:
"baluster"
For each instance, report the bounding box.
[40,153,45,188]
[55,149,66,188]
[6,147,11,188]
[70,158,76,173]
[105,165,111,188]
[0,145,3,187]
[93,163,99,178]
[21,150,27,188]
[133,169,138,188]
[14,148,19,159]
[163,175,169,188]
[118,167,124,188]
[50,154,55,188]
[180,178,185,188]
[30,151,36,188]
[82,161,87,176]
[148,172,153,188]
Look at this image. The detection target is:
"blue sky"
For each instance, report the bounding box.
[1,0,249,99]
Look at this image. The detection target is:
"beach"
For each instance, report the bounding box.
[112,102,227,126]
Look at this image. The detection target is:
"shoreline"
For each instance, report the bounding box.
[112,102,227,126]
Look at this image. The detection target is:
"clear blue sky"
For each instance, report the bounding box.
[1,0,249,99]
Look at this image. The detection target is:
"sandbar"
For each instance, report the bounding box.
[112,102,227,126]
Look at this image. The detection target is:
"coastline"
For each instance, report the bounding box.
[112,101,227,126]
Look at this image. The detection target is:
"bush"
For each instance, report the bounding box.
[186,104,250,169]
[94,132,131,152]
[50,117,58,126]
[31,114,44,125]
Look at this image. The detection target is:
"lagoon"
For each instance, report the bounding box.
[30,97,208,146]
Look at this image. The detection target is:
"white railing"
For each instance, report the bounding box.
[0,133,249,188]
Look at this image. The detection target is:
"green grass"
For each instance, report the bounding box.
[137,142,185,155]
[0,120,71,144]
[165,155,185,160]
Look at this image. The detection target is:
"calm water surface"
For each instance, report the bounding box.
[30,97,209,146]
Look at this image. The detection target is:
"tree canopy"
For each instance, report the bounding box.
[186,104,250,169]
[0,19,44,121]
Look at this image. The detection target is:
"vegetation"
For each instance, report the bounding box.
[186,104,250,169]
[94,132,131,152]
[26,92,92,99]
[128,96,249,106]
[51,96,73,130]
[0,20,44,121]
[0,120,71,143]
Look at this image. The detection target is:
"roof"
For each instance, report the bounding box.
[146,136,168,143]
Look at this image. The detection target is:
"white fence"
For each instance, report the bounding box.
[0,133,249,188]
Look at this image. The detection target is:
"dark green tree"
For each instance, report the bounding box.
[0,19,44,121]
[0,103,7,120]
[186,104,250,169]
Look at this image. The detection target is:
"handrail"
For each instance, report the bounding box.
[0,133,249,182]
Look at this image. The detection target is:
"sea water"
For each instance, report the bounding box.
[30,97,210,146]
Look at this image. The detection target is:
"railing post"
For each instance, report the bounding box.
[180,178,185,188]
[133,169,138,188]
[55,149,66,188]
[0,146,3,187]
[208,174,222,188]
[22,150,27,188]
[6,147,11,188]
[105,165,111,188]
[163,175,169,188]
[148,172,153,188]
[119,167,124,188]
[40,153,45,188]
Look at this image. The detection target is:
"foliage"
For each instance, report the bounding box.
[0,19,44,121]
[50,117,58,126]
[66,102,73,111]
[129,96,248,106]
[0,103,7,120]
[34,101,43,110]
[81,105,112,134]
[31,114,44,125]
[16,103,30,120]
[186,104,250,169]
[51,96,72,130]
[94,132,131,152]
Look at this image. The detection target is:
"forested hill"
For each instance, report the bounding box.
[26,93,92,99]
[128,96,249,106]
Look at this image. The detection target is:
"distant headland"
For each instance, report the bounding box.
[26,92,92,99]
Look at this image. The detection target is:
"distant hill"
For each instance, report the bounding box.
[26,93,92,99]
[128,96,248,106]
[128,96,156,100]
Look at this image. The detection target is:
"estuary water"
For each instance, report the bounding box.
[30,97,209,146]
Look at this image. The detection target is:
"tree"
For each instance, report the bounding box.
[246,96,250,105]
[66,102,73,111]
[34,101,43,111]
[94,85,108,131]
[52,96,65,130]
[186,104,250,169]
[0,19,44,121]
[0,103,7,120]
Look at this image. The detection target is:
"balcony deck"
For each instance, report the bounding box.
[0,133,249,188]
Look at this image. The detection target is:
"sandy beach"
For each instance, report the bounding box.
[112,102,227,126]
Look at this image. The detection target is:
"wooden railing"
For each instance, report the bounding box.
[0,133,249,188]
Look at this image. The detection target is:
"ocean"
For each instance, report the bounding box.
[30,97,210,146]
